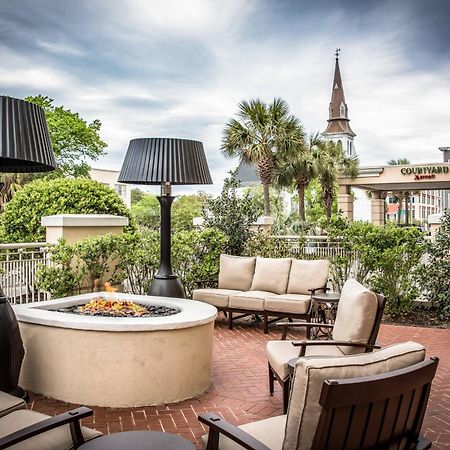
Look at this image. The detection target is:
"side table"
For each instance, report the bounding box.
[78,431,195,450]
[310,292,340,339]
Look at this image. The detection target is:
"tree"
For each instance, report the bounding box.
[25,95,107,178]
[131,188,146,205]
[202,172,259,255]
[315,140,358,221]
[172,194,206,232]
[387,158,410,224]
[221,98,302,216]
[131,194,160,230]
[0,173,34,211]
[1,178,133,242]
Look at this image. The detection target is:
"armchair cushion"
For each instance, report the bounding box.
[229,291,274,311]
[264,294,311,315]
[284,341,426,450]
[0,392,26,419]
[287,260,329,295]
[332,278,378,354]
[0,409,101,450]
[266,340,343,381]
[201,414,286,450]
[250,257,292,295]
[192,288,243,308]
[218,255,256,291]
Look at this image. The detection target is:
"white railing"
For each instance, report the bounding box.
[273,235,350,259]
[0,243,52,304]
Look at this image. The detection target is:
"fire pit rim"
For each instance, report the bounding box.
[13,292,217,332]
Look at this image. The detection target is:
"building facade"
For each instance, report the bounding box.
[90,168,131,207]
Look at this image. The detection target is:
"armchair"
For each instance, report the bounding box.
[266,278,386,413]
[199,342,437,450]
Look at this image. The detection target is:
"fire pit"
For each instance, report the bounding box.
[13,292,217,407]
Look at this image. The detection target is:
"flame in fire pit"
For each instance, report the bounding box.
[77,299,149,317]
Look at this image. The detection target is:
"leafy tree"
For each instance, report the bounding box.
[0,173,34,211]
[172,194,205,232]
[131,194,160,230]
[202,172,259,255]
[418,210,450,320]
[25,95,107,177]
[131,188,146,205]
[1,178,133,242]
[222,98,302,216]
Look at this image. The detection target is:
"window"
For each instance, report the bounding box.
[339,103,346,117]
[115,184,126,196]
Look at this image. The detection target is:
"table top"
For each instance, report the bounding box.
[78,431,195,450]
[311,292,341,302]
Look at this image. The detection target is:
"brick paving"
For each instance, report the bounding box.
[29,315,450,448]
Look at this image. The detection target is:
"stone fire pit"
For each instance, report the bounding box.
[13,292,217,407]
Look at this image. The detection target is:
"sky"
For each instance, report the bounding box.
[1,0,449,195]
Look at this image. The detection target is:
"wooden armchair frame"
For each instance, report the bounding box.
[200,357,438,450]
[0,406,93,450]
[268,293,386,413]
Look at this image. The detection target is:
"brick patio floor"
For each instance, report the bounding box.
[29,316,450,449]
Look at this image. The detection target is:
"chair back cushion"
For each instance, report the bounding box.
[287,259,329,294]
[283,342,426,450]
[332,278,378,354]
[250,257,292,294]
[218,255,256,291]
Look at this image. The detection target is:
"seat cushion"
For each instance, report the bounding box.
[284,342,426,450]
[0,392,26,419]
[229,291,274,311]
[265,294,311,315]
[218,255,256,291]
[250,257,292,295]
[266,340,343,381]
[201,414,286,450]
[193,288,243,308]
[0,409,102,450]
[332,279,378,354]
[287,259,329,295]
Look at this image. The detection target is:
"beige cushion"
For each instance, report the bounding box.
[201,414,286,450]
[284,341,426,450]
[264,294,311,315]
[266,340,343,381]
[0,409,102,450]
[218,255,256,291]
[193,288,243,308]
[250,257,292,294]
[229,291,274,311]
[0,392,26,418]
[287,260,329,294]
[332,279,378,354]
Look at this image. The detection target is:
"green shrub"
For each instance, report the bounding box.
[243,231,292,258]
[1,178,134,242]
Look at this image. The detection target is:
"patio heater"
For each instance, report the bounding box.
[118,138,212,298]
[0,96,56,399]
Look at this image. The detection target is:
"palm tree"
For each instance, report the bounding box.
[315,140,359,221]
[222,98,302,216]
[274,133,318,221]
[387,158,410,224]
[0,173,34,211]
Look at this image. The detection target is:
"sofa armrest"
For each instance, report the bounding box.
[0,406,93,449]
[198,413,271,450]
[308,287,330,295]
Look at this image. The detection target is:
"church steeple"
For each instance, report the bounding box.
[322,49,356,157]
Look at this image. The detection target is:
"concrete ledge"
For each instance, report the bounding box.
[41,214,129,227]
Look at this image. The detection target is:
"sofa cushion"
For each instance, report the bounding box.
[0,391,26,419]
[287,260,329,295]
[266,340,343,381]
[332,279,378,354]
[250,257,292,295]
[193,288,243,308]
[229,291,274,311]
[0,409,102,450]
[201,414,286,450]
[265,294,311,315]
[284,342,426,450]
[218,255,256,291]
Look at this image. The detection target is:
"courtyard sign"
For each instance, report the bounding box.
[401,165,449,181]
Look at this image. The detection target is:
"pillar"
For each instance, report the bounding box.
[338,185,354,220]
[371,192,385,225]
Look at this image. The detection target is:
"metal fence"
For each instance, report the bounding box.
[273,235,350,259]
[0,243,52,304]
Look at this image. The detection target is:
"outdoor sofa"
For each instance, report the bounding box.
[193,255,329,333]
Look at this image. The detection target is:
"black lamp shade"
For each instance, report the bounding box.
[0,96,56,173]
[118,138,212,185]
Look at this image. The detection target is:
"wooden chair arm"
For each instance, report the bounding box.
[198,413,271,450]
[291,340,381,357]
[0,406,93,449]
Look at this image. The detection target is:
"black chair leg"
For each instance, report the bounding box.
[282,378,291,414]
[228,312,233,330]
[268,364,274,395]
[264,315,269,334]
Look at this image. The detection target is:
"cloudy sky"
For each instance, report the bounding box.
[1,0,449,194]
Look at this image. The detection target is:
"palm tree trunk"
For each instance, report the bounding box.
[263,183,271,216]
[324,189,333,221]
[297,183,306,222]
